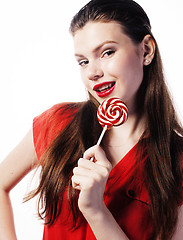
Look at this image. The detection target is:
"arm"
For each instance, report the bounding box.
[0,129,39,240]
[72,145,129,240]
[171,205,183,240]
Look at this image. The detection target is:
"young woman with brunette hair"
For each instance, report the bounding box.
[0,0,183,239]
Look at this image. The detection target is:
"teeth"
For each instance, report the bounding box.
[97,83,113,92]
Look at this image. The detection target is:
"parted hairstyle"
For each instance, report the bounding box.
[26,1,183,239]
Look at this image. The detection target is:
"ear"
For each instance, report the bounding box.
[143,34,156,66]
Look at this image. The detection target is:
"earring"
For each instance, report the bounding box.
[144,59,150,64]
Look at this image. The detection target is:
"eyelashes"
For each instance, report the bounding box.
[78,60,89,67]
[77,49,115,67]
[102,49,115,58]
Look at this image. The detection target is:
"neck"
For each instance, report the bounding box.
[103,111,146,147]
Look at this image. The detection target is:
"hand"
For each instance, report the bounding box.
[72,145,112,218]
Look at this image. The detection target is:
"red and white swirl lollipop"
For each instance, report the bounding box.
[97,97,128,129]
[96,97,128,146]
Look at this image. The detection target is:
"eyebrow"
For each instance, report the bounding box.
[74,40,118,58]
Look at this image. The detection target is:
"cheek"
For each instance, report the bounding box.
[130,57,144,86]
[80,71,88,88]
[80,71,95,97]
[110,53,143,83]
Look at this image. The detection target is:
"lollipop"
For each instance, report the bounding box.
[96,97,128,146]
[97,97,128,130]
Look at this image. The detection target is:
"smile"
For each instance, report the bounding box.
[93,81,116,97]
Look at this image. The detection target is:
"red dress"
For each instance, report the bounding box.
[33,103,156,239]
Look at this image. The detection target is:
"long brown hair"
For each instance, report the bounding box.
[26,0,183,239]
[25,100,102,225]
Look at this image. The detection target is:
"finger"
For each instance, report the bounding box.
[76,158,111,179]
[74,164,108,183]
[71,174,81,190]
[77,158,96,170]
[72,174,95,190]
[73,165,94,176]
[83,145,112,171]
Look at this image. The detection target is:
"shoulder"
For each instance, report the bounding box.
[33,102,82,160]
[34,102,81,124]
[33,102,82,133]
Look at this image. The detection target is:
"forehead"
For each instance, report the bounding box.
[73,21,129,53]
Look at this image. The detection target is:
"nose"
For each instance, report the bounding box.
[87,60,104,81]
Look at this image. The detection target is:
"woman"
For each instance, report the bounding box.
[0,0,183,239]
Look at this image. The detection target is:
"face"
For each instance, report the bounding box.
[73,21,145,113]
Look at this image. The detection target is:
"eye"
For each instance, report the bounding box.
[78,60,89,67]
[102,49,115,58]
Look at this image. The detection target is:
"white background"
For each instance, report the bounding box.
[0,0,183,239]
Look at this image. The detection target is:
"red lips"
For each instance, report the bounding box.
[93,81,116,97]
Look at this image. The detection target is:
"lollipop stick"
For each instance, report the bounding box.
[90,125,107,162]
[96,125,108,145]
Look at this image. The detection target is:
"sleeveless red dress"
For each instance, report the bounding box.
[33,103,182,240]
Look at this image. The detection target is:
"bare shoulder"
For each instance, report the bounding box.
[0,128,39,192]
